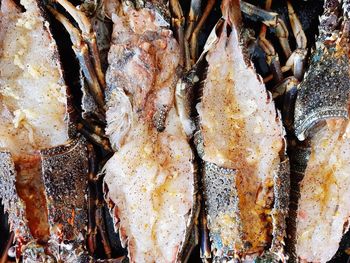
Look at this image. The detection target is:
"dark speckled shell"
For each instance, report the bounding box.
[0,1,91,260]
[201,158,290,261]
[0,137,90,262]
[202,161,243,259]
[41,136,88,242]
[196,129,290,261]
[0,151,32,242]
[294,37,350,141]
[285,139,311,263]
[270,158,290,254]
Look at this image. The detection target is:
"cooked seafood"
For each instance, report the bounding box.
[0,0,91,261]
[294,120,350,263]
[194,0,289,261]
[289,0,350,262]
[0,0,69,154]
[103,2,197,261]
[241,0,307,83]
[50,0,198,262]
[3,0,350,261]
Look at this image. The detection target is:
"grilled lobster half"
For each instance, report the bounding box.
[0,0,93,261]
[287,0,350,262]
[47,0,200,262]
[193,0,290,261]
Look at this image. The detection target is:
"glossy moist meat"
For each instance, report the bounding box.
[0,0,69,157]
[0,0,69,251]
[103,4,195,263]
[296,119,350,263]
[197,23,285,256]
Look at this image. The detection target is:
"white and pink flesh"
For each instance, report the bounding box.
[103,3,194,263]
[296,119,350,263]
[197,20,284,254]
[0,0,70,250]
[0,0,69,157]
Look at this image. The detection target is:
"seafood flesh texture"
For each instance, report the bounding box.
[292,0,350,262]
[0,0,89,261]
[195,0,289,260]
[103,1,196,262]
[295,120,350,263]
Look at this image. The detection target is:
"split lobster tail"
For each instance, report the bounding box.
[0,0,93,261]
[289,0,350,262]
[193,0,290,261]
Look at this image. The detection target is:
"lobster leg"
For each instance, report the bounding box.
[77,121,112,152]
[241,1,292,58]
[281,77,299,132]
[87,144,112,258]
[48,6,112,152]
[184,0,201,70]
[54,0,106,90]
[265,75,299,132]
[258,0,283,83]
[260,1,307,83]
[185,0,202,43]
[199,200,211,261]
[287,0,307,49]
[284,1,307,81]
[87,143,98,255]
[271,76,298,99]
[0,232,14,263]
[48,6,105,111]
[96,205,112,259]
[169,0,186,67]
[170,0,217,69]
[188,0,216,68]
[259,27,283,83]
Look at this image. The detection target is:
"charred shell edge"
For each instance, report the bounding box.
[270,158,290,259]
[177,151,200,263]
[0,151,32,242]
[0,136,90,261]
[284,140,312,262]
[40,136,89,236]
[294,109,348,141]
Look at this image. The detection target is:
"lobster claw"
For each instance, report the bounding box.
[0,136,90,262]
